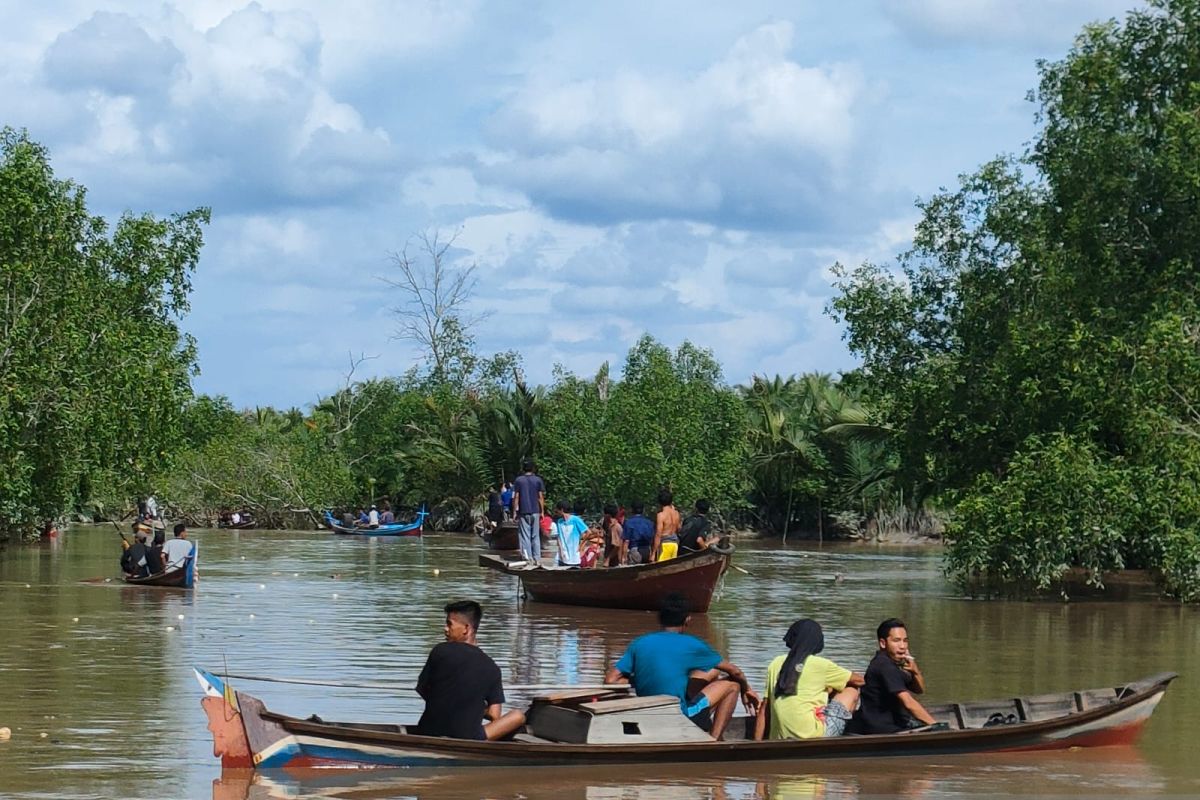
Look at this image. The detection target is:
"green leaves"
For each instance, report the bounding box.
[830,1,1200,598]
[0,129,207,539]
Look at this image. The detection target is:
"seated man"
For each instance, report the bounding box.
[848,618,936,734]
[754,619,864,740]
[414,600,525,740]
[605,592,759,740]
[120,526,150,577]
[161,523,194,573]
[379,503,396,525]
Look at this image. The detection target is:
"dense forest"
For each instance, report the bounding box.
[3,0,1199,599]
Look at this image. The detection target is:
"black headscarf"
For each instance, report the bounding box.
[774,619,825,697]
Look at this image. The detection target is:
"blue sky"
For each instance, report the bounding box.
[1,0,1138,408]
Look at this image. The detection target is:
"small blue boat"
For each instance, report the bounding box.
[324,508,428,537]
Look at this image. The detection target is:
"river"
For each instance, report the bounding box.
[0,526,1195,799]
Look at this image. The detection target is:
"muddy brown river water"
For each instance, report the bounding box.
[0,526,1196,799]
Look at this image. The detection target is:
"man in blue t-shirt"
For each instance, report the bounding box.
[551,501,587,566]
[604,592,760,740]
[511,460,545,563]
[620,500,655,564]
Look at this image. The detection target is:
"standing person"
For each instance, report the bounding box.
[486,484,504,527]
[621,501,655,564]
[753,619,864,740]
[678,499,713,553]
[162,523,194,572]
[604,592,759,741]
[551,501,588,567]
[145,494,159,521]
[511,460,545,563]
[413,600,526,740]
[500,482,514,519]
[849,618,936,734]
[653,489,682,562]
[601,503,624,567]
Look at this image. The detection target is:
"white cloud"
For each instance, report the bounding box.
[883,0,1136,48]
[478,21,870,230]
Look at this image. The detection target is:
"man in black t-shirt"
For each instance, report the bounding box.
[678,499,713,553]
[413,600,525,740]
[849,618,936,734]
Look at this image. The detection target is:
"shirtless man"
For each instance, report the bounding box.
[652,488,681,562]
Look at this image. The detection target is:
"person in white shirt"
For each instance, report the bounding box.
[146,495,159,520]
[162,523,194,572]
[368,505,380,527]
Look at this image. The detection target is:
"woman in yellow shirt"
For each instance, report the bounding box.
[753,619,865,740]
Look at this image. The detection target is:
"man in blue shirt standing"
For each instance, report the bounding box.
[620,500,655,564]
[551,500,587,566]
[511,459,545,564]
[604,592,760,740]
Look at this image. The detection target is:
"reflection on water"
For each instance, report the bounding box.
[0,527,1197,799]
[209,749,1163,800]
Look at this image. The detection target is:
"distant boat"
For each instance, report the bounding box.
[218,516,256,530]
[479,546,732,612]
[123,548,197,589]
[324,508,428,537]
[194,668,1176,770]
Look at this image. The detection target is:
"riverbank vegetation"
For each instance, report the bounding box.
[5,2,1199,599]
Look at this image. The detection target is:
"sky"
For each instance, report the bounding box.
[1,0,1140,408]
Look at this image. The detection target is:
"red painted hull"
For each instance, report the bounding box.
[479,548,731,612]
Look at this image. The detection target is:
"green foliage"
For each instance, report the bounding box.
[539,336,748,512]
[830,0,1200,597]
[0,128,207,538]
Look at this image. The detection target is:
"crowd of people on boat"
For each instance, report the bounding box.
[491,460,715,569]
[338,503,398,529]
[413,593,937,744]
[120,521,194,578]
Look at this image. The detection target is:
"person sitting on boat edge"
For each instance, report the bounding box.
[120,524,151,578]
[847,618,936,734]
[678,499,713,553]
[379,502,395,525]
[653,488,681,562]
[621,501,655,564]
[367,505,380,528]
[604,592,760,740]
[162,523,194,572]
[413,600,525,741]
[551,500,588,567]
[753,619,864,741]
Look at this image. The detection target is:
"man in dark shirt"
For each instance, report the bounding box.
[850,618,936,734]
[678,499,713,553]
[414,600,525,740]
[621,501,655,564]
[511,460,545,563]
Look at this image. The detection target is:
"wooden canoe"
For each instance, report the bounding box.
[123,548,197,588]
[195,669,1176,771]
[479,547,731,612]
[218,519,256,530]
[324,509,427,537]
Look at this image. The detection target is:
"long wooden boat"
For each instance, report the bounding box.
[324,509,427,537]
[123,547,197,589]
[479,546,731,612]
[195,669,1176,771]
[218,519,256,530]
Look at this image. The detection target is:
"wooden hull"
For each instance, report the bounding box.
[123,550,197,588]
[479,548,730,612]
[196,670,1175,771]
[324,511,426,537]
[218,521,256,530]
[483,521,555,552]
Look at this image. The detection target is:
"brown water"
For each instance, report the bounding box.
[0,527,1196,799]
